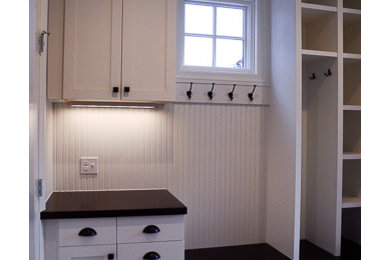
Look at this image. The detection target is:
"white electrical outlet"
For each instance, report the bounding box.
[80,157,98,175]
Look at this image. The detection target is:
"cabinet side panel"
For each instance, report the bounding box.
[43,220,59,260]
[47,0,64,101]
[267,0,301,259]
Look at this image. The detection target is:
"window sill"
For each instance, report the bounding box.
[176,70,268,86]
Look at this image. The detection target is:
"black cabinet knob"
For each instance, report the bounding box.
[124,86,130,93]
[143,252,160,259]
[143,225,160,234]
[107,253,114,260]
[112,87,119,93]
[78,227,97,237]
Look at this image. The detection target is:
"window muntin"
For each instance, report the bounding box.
[183,1,249,70]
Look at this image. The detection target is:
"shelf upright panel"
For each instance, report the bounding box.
[340,0,361,247]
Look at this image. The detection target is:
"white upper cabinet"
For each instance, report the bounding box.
[121,0,176,102]
[63,0,122,101]
[51,0,176,102]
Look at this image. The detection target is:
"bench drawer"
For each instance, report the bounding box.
[118,241,184,260]
[117,215,184,244]
[58,218,116,247]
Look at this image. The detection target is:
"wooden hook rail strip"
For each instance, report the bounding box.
[176,81,267,88]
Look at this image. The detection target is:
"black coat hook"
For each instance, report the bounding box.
[309,73,316,80]
[324,69,332,77]
[208,83,215,100]
[186,82,193,100]
[248,85,256,102]
[228,84,236,101]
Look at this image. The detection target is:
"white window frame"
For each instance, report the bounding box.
[177,0,260,83]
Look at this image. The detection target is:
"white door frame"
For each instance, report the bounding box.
[30,0,49,259]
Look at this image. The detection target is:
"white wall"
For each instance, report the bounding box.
[53,103,267,249]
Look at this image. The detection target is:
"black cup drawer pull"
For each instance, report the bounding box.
[112,87,119,93]
[143,252,160,260]
[143,225,160,234]
[107,253,115,260]
[78,227,97,237]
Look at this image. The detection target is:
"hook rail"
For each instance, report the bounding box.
[179,82,266,103]
[176,81,267,88]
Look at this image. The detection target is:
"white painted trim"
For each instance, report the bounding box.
[343,153,361,160]
[343,105,361,111]
[301,3,337,12]
[342,197,361,208]
[31,0,50,259]
[343,8,361,15]
[293,1,302,258]
[335,0,343,255]
[343,53,361,59]
[38,0,49,212]
[301,49,338,57]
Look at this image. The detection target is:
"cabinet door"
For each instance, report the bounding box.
[63,0,122,101]
[121,0,176,102]
[59,245,116,260]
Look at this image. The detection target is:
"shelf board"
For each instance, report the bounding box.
[343,8,361,15]
[342,196,361,208]
[343,153,361,160]
[302,3,337,12]
[302,49,337,57]
[343,53,361,60]
[302,50,338,64]
[343,105,361,111]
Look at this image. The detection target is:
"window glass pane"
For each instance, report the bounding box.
[216,39,244,68]
[184,36,213,67]
[216,7,244,37]
[185,4,213,35]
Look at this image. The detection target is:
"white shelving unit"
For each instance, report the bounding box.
[299,0,361,257]
[269,0,361,258]
[341,0,361,248]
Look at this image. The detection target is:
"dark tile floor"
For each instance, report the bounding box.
[185,240,361,260]
[186,243,288,260]
[300,240,361,260]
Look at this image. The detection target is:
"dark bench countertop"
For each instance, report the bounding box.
[40,189,187,219]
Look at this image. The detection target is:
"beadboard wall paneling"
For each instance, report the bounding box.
[53,103,266,249]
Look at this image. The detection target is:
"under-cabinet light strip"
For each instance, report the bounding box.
[70,105,155,109]
[67,101,161,109]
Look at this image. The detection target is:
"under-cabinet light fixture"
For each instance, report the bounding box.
[67,101,163,109]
